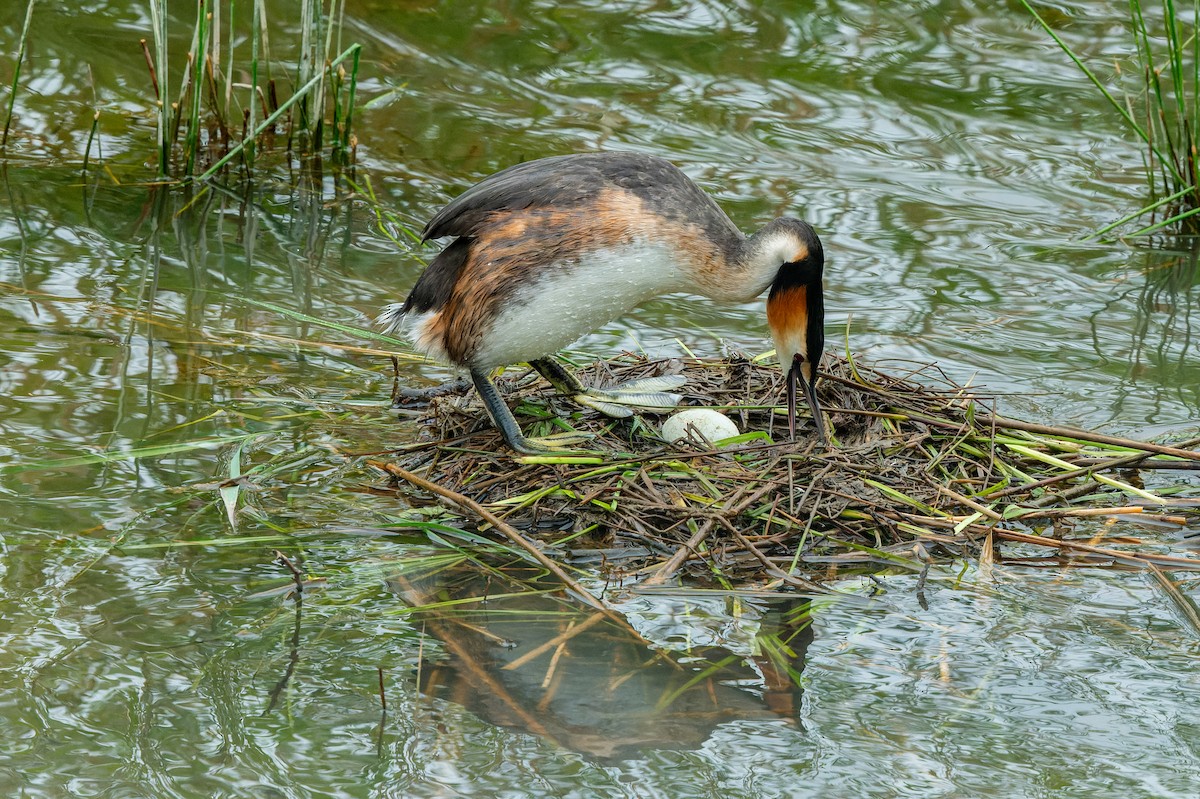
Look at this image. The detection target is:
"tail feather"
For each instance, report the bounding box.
[375,302,408,335]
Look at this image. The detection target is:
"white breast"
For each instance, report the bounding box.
[469,240,686,370]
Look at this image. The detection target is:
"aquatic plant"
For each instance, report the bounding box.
[1,0,37,151]
[143,0,361,179]
[1022,0,1200,238]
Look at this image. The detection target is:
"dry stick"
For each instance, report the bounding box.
[371,460,607,612]
[1020,505,1185,520]
[140,39,161,101]
[273,550,305,598]
[642,502,737,585]
[1026,478,1109,509]
[884,512,1195,569]
[725,521,827,593]
[995,529,1200,570]
[643,479,777,586]
[1068,457,1200,470]
[979,415,1200,461]
[1145,562,1200,638]
[932,483,1005,521]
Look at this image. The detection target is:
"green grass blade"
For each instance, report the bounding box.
[246,0,262,171]
[239,296,412,348]
[1019,0,1185,185]
[2,433,258,474]
[1086,183,1196,239]
[121,534,292,550]
[219,437,248,530]
[1126,202,1200,236]
[1194,0,1199,151]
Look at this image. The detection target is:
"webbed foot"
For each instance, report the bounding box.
[573,375,687,418]
[503,430,597,456]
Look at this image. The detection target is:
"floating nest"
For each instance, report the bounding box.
[371,353,1200,589]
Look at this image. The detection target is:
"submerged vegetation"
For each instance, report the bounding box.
[1022,0,1200,238]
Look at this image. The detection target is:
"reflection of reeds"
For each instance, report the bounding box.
[1092,243,1198,398]
[1,0,37,150]
[1022,0,1200,238]
[143,0,361,179]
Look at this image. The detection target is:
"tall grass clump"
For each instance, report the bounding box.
[1022,0,1200,238]
[143,0,361,181]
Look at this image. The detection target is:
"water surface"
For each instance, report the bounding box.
[2,1,1199,796]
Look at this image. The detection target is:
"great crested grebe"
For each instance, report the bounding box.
[378,151,827,454]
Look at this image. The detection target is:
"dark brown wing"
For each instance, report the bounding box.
[420,151,730,240]
[402,237,471,315]
[405,151,739,315]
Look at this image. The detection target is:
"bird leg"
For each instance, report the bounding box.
[470,368,592,455]
[529,357,686,419]
[529,357,587,395]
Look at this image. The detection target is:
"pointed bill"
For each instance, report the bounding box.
[791,356,827,445]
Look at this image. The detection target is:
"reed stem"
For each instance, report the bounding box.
[2,0,38,151]
[1023,0,1200,236]
[194,43,362,182]
[140,0,361,180]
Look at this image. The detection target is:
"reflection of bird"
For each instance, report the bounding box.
[379,151,827,454]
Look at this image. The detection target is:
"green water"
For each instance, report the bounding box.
[2,1,1199,797]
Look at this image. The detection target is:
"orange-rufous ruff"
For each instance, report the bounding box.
[767,261,827,443]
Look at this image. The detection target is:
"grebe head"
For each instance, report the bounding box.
[764,219,826,444]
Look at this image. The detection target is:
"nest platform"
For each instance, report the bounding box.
[372,354,1200,588]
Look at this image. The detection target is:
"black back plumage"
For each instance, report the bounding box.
[402,238,470,315]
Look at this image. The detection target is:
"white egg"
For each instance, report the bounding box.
[661,409,740,446]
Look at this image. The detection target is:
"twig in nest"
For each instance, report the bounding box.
[644,477,777,585]
[989,436,1200,500]
[980,416,1200,462]
[997,529,1200,570]
[370,459,608,612]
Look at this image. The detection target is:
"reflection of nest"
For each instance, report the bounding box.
[378,354,1200,586]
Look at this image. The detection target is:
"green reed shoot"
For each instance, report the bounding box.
[246,0,262,171]
[1022,0,1200,237]
[143,0,361,180]
[2,0,38,151]
[183,0,208,176]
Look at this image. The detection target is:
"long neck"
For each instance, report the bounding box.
[768,256,825,373]
[706,218,819,302]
